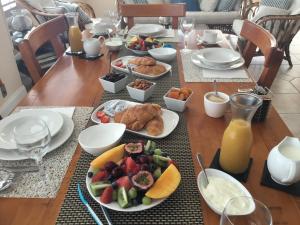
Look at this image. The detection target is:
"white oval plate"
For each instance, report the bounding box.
[128,24,165,36]
[86,168,166,212]
[198,48,241,65]
[191,52,245,70]
[0,114,74,160]
[91,99,179,139]
[112,56,172,80]
[197,168,252,215]
[0,110,64,150]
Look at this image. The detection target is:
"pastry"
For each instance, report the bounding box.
[145,115,164,136]
[113,103,163,135]
[134,64,166,76]
[128,56,156,66]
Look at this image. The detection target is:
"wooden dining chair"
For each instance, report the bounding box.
[240,20,284,88]
[119,3,186,29]
[18,16,68,84]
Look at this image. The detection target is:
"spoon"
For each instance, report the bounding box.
[196,153,209,188]
[0,169,14,192]
[108,52,112,74]
[213,79,218,97]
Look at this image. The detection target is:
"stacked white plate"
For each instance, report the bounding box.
[0,109,74,160]
[191,48,245,70]
[128,24,165,37]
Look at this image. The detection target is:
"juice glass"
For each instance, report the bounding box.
[219,93,262,174]
[66,12,83,53]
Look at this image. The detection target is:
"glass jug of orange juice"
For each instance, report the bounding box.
[219,93,262,174]
[66,12,83,52]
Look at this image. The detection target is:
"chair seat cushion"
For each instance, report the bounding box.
[187,11,241,24]
[232,19,243,36]
[251,5,290,22]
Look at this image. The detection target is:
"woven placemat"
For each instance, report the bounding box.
[0,107,93,198]
[56,46,204,225]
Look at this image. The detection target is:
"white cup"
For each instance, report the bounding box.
[93,22,110,34]
[203,30,218,44]
[83,38,101,57]
[204,92,229,118]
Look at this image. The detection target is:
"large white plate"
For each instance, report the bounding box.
[0,110,64,150]
[191,52,245,70]
[112,56,172,80]
[198,48,241,65]
[197,168,252,215]
[91,100,179,139]
[86,168,166,212]
[128,24,165,36]
[0,114,74,160]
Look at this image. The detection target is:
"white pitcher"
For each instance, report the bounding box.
[83,38,102,57]
[267,136,300,185]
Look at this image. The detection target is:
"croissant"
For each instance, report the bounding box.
[145,115,164,136]
[113,103,163,136]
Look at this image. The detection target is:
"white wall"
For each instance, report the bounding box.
[0,7,26,116]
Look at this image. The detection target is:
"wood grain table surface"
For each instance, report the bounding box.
[0,31,299,225]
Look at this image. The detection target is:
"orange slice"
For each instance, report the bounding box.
[90,144,125,169]
[146,164,181,199]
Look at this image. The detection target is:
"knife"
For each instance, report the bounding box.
[77,183,103,225]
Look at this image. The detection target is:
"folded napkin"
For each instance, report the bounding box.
[202,68,248,79]
[20,107,75,118]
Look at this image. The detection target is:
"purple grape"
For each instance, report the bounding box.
[104,161,118,173]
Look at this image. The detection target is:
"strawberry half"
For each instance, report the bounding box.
[92,170,108,183]
[100,186,113,204]
[116,176,132,191]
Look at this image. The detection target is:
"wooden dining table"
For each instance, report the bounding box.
[1,30,300,225]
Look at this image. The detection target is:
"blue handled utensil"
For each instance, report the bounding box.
[77,183,103,225]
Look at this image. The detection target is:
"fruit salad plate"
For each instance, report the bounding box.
[86,168,165,212]
[91,100,179,139]
[86,141,181,212]
[111,56,172,80]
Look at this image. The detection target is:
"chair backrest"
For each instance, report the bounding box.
[241,20,284,88]
[119,3,186,29]
[18,16,68,84]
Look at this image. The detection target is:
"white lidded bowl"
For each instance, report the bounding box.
[126,81,156,102]
[148,47,176,62]
[78,123,126,156]
[163,87,193,112]
[99,74,128,93]
[197,168,252,215]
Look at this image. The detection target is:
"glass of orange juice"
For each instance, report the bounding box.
[66,12,83,53]
[219,93,262,174]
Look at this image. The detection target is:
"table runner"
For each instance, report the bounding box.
[0,107,93,198]
[56,46,204,225]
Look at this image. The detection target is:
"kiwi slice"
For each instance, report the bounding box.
[153,155,170,168]
[117,187,129,208]
[90,182,111,197]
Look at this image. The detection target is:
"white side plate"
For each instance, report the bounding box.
[191,52,245,70]
[0,110,64,150]
[112,56,172,80]
[91,100,179,139]
[128,24,165,36]
[0,114,74,160]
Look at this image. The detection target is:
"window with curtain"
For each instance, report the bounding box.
[1,0,16,11]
